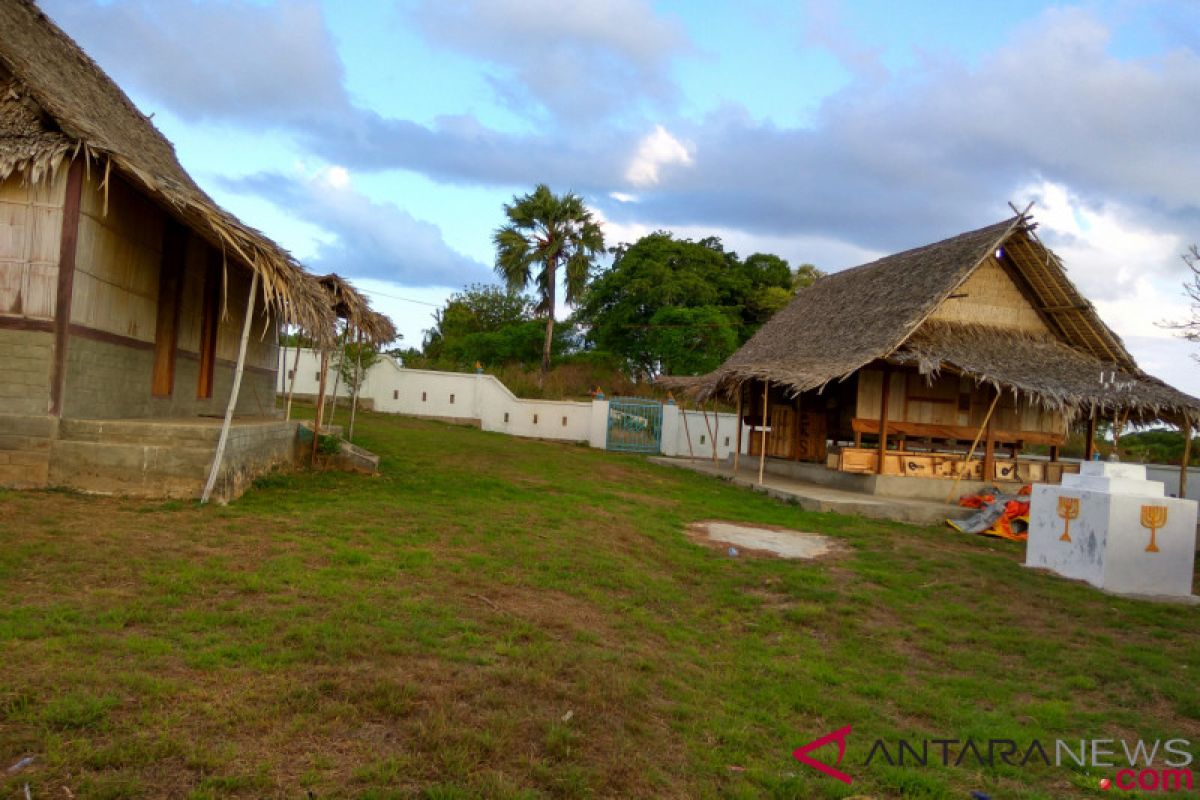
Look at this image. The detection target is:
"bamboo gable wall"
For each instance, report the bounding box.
[926,256,1052,335]
[0,169,65,319]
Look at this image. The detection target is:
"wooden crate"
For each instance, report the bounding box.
[994,461,1019,482]
[839,448,877,474]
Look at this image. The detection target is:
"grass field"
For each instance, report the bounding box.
[1,410,1198,799]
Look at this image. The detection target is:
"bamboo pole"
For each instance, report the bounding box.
[326,323,349,427]
[733,385,743,475]
[311,349,329,466]
[701,403,718,466]
[284,340,302,421]
[679,398,695,459]
[347,332,363,442]
[279,328,288,395]
[201,270,258,505]
[758,381,769,485]
[1181,416,1192,499]
[944,390,1002,504]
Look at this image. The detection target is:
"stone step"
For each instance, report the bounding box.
[48,439,214,498]
[57,417,291,447]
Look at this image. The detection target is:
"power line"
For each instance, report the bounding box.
[355,287,442,308]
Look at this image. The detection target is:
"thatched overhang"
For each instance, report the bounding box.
[663,213,1200,424]
[0,0,335,341]
[317,274,397,347]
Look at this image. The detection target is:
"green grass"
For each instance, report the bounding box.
[1,409,1198,798]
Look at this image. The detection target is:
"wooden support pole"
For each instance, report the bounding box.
[945,390,1002,504]
[284,341,302,421]
[732,386,742,474]
[1049,444,1060,462]
[875,366,891,475]
[1112,409,1128,461]
[311,349,329,466]
[758,381,769,485]
[793,393,803,462]
[201,270,258,504]
[1181,416,1192,499]
[326,323,348,426]
[347,331,363,442]
[701,403,717,465]
[680,398,695,459]
[49,158,84,417]
[1084,412,1097,462]
[982,409,996,482]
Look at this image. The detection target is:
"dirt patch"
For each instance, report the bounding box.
[686,520,837,559]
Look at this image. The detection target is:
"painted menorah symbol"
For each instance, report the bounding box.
[1140,504,1168,553]
[1057,496,1080,542]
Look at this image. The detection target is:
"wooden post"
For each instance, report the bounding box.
[793,394,803,461]
[284,342,302,421]
[1180,416,1192,499]
[982,407,996,482]
[326,323,348,426]
[347,331,364,442]
[701,403,718,465]
[757,381,769,485]
[201,270,259,504]
[875,366,891,475]
[311,349,329,466]
[49,158,84,416]
[945,390,1002,504]
[679,398,695,459]
[1084,412,1097,462]
[1049,444,1060,462]
[279,327,288,395]
[1112,409,1128,461]
[732,385,742,474]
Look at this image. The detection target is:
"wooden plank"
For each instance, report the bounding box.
[876,365,890,475]
[1084,414,1096,461]
[50,158,83,417]
[851,417,1064,446]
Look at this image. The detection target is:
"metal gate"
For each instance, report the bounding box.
[605,397,663,453]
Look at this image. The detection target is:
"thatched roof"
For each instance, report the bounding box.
[666,214,1200,422]
[0,0,334,340]
[317,274,397,346]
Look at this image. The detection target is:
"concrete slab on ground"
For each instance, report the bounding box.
[651,457,973,526]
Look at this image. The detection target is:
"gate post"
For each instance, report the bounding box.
[588,397,609,449]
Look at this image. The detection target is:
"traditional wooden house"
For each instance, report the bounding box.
[668,213,1200,493]
[0,0,341,499]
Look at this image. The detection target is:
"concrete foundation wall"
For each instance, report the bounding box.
[0,327,53,415]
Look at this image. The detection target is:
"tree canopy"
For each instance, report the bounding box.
[421,284,572,370]
[493,185,604,381]
[573,232,807,376]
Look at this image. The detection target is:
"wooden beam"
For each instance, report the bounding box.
[757,381,769,485]
[1181,417,1192,499]
[49,158,84,417]
[876,365,891,475]
[1040,304,1089,313]
[850,418,1064,447]
[1084,413,1097,462]
[1049,445,1060,462]
[311,349,329,466]
[732,386,742,474]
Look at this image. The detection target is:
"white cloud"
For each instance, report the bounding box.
[624,125,693,187]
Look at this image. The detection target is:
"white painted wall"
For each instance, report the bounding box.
[279,348,754,455]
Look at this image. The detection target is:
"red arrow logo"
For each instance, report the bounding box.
[792,725,853,784]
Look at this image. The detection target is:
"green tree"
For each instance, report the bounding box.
[574,232,798,376]
[334,342,381,396]
[646,306,739,376]
[422,284,573,370]
[792,262,825,290]
[493,185,605,384]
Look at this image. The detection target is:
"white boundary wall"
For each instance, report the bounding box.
[279,347,747,457]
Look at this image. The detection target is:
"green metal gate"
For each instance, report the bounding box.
[605,397,663,453]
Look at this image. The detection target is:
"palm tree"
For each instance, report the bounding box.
[493,184,604,383]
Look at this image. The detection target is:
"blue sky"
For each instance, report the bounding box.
[39,0,1200,392]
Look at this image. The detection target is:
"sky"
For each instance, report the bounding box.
[39,0,1200,393]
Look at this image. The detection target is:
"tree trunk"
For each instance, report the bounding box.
[540,258,556,387]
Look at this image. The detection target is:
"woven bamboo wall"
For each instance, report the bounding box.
[856,368,1065,435]
[0,170,65,319]
[70,171,163,340]
[927,256,1052,334]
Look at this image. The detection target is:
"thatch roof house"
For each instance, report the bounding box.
[667,213,1200,486]
[0,0,387,499]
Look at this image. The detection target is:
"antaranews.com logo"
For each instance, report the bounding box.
[793,726,1196,793]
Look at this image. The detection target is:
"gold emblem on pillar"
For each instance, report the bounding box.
[1140,505,1167,553]
[1056,496,1080,542]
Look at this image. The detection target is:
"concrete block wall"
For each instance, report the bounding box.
[63,336,276,420]
[0,413,56,488]
[279,348,750,455]
[0,328,53,415]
